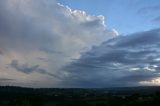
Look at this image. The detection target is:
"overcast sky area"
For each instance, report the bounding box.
[0,0,160,88]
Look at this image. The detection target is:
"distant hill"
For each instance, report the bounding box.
[1,86,160,95]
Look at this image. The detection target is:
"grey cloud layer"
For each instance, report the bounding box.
[63,29,160,87]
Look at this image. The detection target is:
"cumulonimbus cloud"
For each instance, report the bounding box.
[0,0,117,87]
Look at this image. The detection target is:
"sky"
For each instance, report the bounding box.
[0,0,160,88]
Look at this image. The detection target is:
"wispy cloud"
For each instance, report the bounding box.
[152,16,160,22]
[0,78,13,81]
[137,5,160,14]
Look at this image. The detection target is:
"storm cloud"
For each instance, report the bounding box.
[0,0,117,87]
